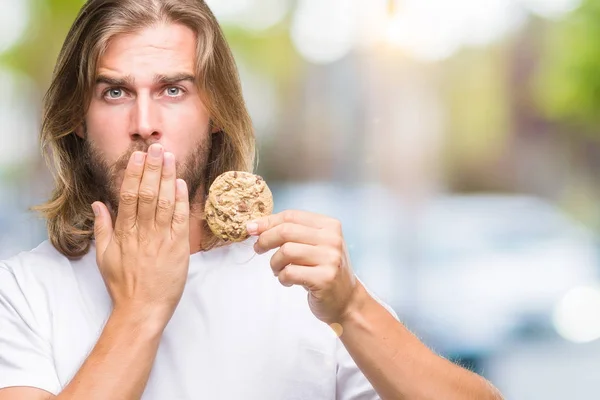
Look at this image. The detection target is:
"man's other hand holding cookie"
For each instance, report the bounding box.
[247,210,366,328]
[246,211,503,400]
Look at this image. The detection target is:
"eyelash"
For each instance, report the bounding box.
[101,86,187,100]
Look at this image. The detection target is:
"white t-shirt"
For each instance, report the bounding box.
[0,238,380,399]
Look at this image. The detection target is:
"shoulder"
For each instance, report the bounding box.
[0,241,94,321]
[0,242,70,339]
[0,240,77,284]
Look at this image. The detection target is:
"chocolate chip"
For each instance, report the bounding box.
[238,201,248,212]
[257,202,265,213]
[233,171,238,179]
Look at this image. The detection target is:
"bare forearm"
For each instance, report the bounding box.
[56,308,165,400]
[339,283,503,400]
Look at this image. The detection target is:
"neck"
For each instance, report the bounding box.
[189,205,205,254]
[188,187,207,254]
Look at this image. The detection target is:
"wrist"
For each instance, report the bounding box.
[110,304,171,337]
[339,279,371,327]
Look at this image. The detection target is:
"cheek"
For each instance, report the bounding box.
[113,170,126,191]
[87,101,129,137]
[162,100,211,128]
[160,102,211,155]
[86,101,131,164]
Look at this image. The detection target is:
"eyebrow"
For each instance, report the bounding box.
[154,73,196,85]
[95,73,196,87]
[95,74,135,87]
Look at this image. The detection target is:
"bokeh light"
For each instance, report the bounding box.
[0,0,30,55]
[553,285,600,344]
[290,0,357,64]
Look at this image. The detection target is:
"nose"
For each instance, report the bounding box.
[130,94,161,141]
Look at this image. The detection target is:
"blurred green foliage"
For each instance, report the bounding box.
[535,0,600,134]
[0,0,83,86]
[0,0,300,91]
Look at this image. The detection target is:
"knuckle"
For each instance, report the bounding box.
[324,267,337,284]
[145,162,162,172]
[330,219,343,234]
[172,211,188,226]
[283,210,297,223]
[327,249,342,266]
[330,235,344,250]
[119,191,138,205]
[138,189,157,204]
[157,198,174,212]
[279,224,294,241]
[93,222,105,234]
[113,228,132,243]
[125,168,143,179]
[278,267,294,285]
[162,169,175,179]
[279,243,292,258]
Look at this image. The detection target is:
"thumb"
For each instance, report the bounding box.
[92,202,113,261]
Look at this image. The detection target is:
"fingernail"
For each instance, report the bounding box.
[247,222,259,235]
[176,179,187,193]
[92,203,99,216]
[150,144,162,157]
[134,152,144,165]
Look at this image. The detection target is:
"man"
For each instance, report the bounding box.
[0,1,503,399]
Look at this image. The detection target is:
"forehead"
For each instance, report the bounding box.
[97,23,197,78]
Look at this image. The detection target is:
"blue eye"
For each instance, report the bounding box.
[107,88,123,99]
[166,87,181,96]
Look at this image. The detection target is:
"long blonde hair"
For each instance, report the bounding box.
[35,0,255,259]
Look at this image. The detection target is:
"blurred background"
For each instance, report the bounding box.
[2,0,600,397]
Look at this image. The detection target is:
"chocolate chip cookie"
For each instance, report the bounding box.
[205,171,274,242]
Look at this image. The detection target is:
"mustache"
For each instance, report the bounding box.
[112,140,162,172]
